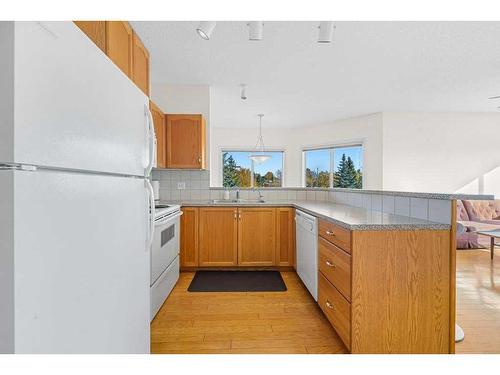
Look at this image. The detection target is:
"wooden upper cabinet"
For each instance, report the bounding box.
[199,207,238,267]
[166,114,206,169]
[180,207,199,268]
[238,208,276,266]
[74,21,106,53]
[149,101,166,168]
[132,31,150,96]
[276,207,295,267]
[105,21,133,78]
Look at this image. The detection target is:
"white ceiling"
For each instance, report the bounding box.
[132,21,500,128]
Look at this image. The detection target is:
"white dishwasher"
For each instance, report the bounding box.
[295,210,318,301]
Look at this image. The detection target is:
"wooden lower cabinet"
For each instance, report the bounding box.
[238,208,276,266]
[198,207,238,267]
[317,227,452,354]
[276,207,295,267]
[318,272,351,349]
[180,207,198,267]
[181,206,295,269]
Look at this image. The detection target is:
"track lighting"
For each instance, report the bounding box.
[240,84,247,100]
[247,21,264,41]
[196,21,216,40]
[318,21,335,43]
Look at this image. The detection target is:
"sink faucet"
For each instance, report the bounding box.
[236,189,240,200]
[257,190,264,201]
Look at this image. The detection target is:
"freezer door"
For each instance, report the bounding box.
[12,170,150,353]
[12,22,149,176]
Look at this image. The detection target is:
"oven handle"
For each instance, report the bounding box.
[154,211,183,227]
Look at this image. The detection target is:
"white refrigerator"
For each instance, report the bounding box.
[0,22,155,353]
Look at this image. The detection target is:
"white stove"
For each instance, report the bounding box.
[154,203,181,220]
[150,203,182,320]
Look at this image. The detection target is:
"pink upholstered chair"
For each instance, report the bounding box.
[457,200,500,249]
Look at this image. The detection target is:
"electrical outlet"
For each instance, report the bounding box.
[177,182,186,190]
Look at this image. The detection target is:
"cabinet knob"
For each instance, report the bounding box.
[325,230,335,236]
[325,300,335,310]
[325,260,336,268]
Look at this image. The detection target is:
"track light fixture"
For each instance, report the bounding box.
[196,21,216,40]
[247,21,264,41]
[318,21,335,43]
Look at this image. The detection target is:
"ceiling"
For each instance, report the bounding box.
[132,21,500,129]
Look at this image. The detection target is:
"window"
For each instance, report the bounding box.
[304,145,363,188]
[222,150,284,188]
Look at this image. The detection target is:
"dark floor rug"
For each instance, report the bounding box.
[187,270,287,292]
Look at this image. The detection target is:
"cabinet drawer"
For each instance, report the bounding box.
[318,237,351,301]
[318,272,351,349]
[318,219,351,253]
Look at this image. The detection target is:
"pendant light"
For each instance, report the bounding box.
[249,114,271,164]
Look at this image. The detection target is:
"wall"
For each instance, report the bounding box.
[151,84,211,167]
[382,112,500,197]
[210,113,384,189]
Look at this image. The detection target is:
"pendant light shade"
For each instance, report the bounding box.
[249,114,271,164]
[196,21,216,40]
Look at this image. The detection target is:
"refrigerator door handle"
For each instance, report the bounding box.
[144,104,157,177]
[145,179,155,251]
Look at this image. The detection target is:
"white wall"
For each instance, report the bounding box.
[151,85,211,167]
[210,113,383,188]
[382,112,500,197]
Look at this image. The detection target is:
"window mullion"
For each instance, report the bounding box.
[251,160,254,188]
[329,148,334,188]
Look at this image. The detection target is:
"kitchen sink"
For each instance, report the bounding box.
[209,199,266,204]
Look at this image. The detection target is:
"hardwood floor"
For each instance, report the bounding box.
[456,248,500,353]
[150,271,348,354]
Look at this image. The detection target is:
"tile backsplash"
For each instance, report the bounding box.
[152,169,452,224]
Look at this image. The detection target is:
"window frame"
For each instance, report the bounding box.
[302,143,363,188]
[221,148,286,188]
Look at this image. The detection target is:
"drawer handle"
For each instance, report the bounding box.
[325,300,335,310]
[325,260,336,268]
[325,230,336,236]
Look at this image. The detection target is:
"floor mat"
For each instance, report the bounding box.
[187,270,287,292]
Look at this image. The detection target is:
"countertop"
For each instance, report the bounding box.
[160,200,451,231]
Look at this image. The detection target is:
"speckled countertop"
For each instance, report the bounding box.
[159,200,451,231]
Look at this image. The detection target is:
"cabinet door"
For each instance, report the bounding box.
[149,101,166,168]
[180,207,199,267]
[74,21,106,53]
[132,31,150,96]
[106,21,133,78]
[199,207,238,266]
[166,115,206,169]
[238,208,276,266]
[276,207,295,267]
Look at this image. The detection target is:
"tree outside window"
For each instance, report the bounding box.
[304,145,362,189]
[222,151,283,188]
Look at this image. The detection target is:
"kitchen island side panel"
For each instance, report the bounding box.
[351,229,451,353]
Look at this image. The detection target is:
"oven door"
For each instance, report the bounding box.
[150,211,182,285]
